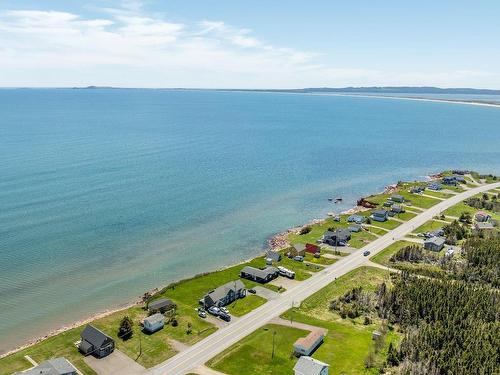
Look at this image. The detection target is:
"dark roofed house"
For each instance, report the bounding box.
[424,237,445,252]
[371,210,388,222]
[391,194,405,203]
[79,325,114,358]
[348,224,362,233]
[290,243,306,257]
[266,250,281,262]
[201,280,246,308]
[443,176,459,185]
[15,357,77,375]
[427,182,442,191]
[148,298,176,314]
[347,215,365,224]
[294,356,329,375]
[391,204,405,214]
[240,266,278,283]
[322,229,350,246]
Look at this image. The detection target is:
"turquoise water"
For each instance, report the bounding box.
[1,89,499,353]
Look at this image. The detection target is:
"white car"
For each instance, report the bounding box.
[220,307,229,314]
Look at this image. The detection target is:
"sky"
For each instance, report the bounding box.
[0,0,499,88]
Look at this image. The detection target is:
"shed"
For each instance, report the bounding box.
[143,313,165,333]
[294,356,329,375]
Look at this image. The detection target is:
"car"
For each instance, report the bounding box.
[363,250,370,256]
[207,306,220,316]
[198,310,207,318]
[248,288,256,294]
[293,255,304,262]
[313,253,320,258]
[220,307,229,314]
[219,313,231,322]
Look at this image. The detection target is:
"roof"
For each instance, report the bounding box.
[373,209,388,216]
[475,211,490,216]
[294,356,329,375]
[241,266,278,279]
[294,243,306,251]
[148,298,175,311]
[266,250,281,260]
[17,357,77,375]
[425,237,445,246]
[391,194,404,199]
[476,222,494,229]
[144,313,165,325]
[207,280,245,302]
[294,330,324,350]
[81,325,112,348]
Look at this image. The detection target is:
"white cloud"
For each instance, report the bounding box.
[0,5,496,88]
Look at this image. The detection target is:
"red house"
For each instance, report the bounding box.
[305,243,320,254]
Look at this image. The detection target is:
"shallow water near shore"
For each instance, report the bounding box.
[1,89,500,353]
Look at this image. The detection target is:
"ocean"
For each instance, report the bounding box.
[1,89,499,353]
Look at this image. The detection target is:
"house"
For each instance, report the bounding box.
[410,186,424,194]
[322,229,350,246]
[266,250,281,262]
[475,211,491,222]
[371,210,388,222]
[14,357,77,375]
[475,222,494,230]
[201,280,246,308]
[293,330,325,356]
[294,356,329,375]
[305,243,321,254]
[391,194,405,203]
[453,175,466,183]
[347,215,365,224]
[391,204,405,214]
[290,243,306,257]
[240,266,278,283]
[348,224,362,233]
[424,237,445,252]
[79,325,115,358]
[148,298,176,314]
[427,182,442,191]
[443,175,464,185]
[143,313,164,333]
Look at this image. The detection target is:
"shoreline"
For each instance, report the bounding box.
[0,172,454,358]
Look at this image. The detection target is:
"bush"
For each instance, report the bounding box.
[299,226,312,235]
[118,316,134,340]
[171,318,178,327]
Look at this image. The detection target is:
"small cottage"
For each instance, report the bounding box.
[424,237,445,252]
[371,210,388,222]
[79,325,115,358]
[294,330,324,356]
[148,298,176,314]
[143,313,165,333]
[294,356,329,375]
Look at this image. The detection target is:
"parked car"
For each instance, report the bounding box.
[248,288,256,294]
[314,253,320,258]
[198,310,207,318]
[363,250,370,256]
[219,313,231,322]
[293,255,304,262]
[220,307,229,314]
[208,306,220,316]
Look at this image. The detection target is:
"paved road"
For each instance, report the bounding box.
[149,182,500,375]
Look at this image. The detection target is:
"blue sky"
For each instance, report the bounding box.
[0,0,499,88]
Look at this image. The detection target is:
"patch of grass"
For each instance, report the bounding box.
[368,218,401,230]
[207,324,308,374]
[394,211,417,221]
[423,190,453,199]
[304,253,337,265]
[226,295,267,317]
[413,220,445,234]
[370,241,415,267]
[364,226,388,236]
[397,191,440,209]
[276,255,323,280]
[349,230,378,249]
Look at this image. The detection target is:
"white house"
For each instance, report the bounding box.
[294,356,329,375]
[143,313,165,333]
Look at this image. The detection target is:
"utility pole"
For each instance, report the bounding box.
[290,301,294,325]
[271,330,276,359]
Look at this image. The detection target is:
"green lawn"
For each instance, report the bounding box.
[443,201,477,218]
[370,241,415,267]
[276,255,324,280]
[304,252,337,265]
[364,226,388,236]
[207,324,308,374]
[209,267,400,375]
[413,220,446,234]
[349,230,378,249]
[397,191,440,209]
[226,295,267,317]
[368,218,401,230]
[394,211,417,221]
[423,190,453,199]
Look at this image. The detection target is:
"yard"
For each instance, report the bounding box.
[226,295,267,317]
[397,191,440,209]
[370,241,415,267]
[413,219,446,234]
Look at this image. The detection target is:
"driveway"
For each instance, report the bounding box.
[84,349,146,375]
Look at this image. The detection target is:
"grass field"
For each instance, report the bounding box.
[397,191,440,209]
[349,230,378,249]
[208,267,399,375]
[227,295,267,317]
[370,240,415,267]
[367,218,401,230]
[395,211,417,221]
[423,190,453,199]
[413,220,446,234]
[364,226,388,236]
